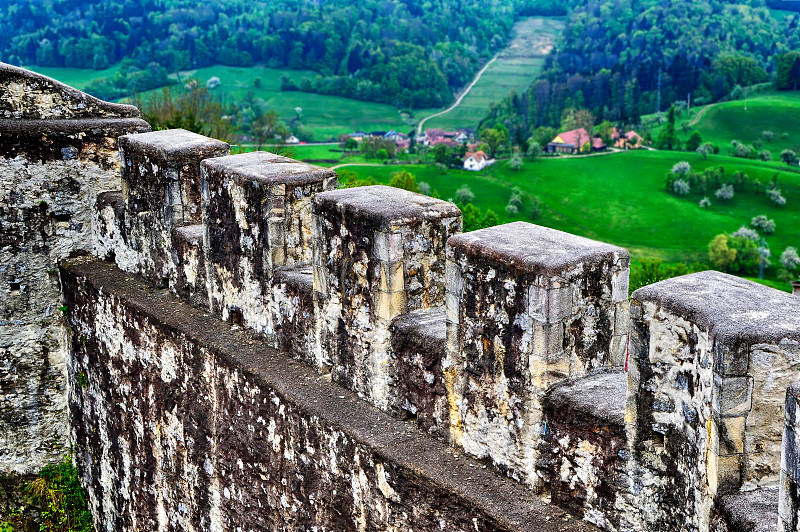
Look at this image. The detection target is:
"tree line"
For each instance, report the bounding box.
[0,0,530,108]
[482,0,800,140]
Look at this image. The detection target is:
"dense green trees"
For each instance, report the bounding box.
[0,0,528,108]
[483,0,800,137]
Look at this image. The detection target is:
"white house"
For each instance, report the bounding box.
[463,150,494,171]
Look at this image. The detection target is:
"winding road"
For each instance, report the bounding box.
[416,54,499,136]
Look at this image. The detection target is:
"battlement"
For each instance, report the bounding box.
[2,66,799,532]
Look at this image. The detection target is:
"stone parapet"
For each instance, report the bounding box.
[443,221,630,489]
[626,271,800,532]
[118,129,228,289]
[541,368,628,530]
[200,151,335,331]
[60,257,597,532]
[0,64,149,474]
[311,185,461,411]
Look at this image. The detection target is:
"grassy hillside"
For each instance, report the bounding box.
[422,17,562,130]
[23,64,122,91]
[24,64,413,140]
[342,151,799,288]
[650,90,800,160]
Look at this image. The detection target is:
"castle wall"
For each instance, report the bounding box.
[625,272,799,532]
[443,222,630,490]
[61,258,595,532]
[0,63,149,474]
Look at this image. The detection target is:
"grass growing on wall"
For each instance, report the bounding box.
[0,456,92,532]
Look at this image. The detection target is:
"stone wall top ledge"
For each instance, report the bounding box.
[447,221,630,275]
[313,185,461,228]
[201,151,336,186]
[632,270,800,343]
[0,62,140,120]
[118,128,229,160]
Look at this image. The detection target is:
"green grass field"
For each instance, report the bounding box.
[649,89,800,160]
[166,65,413,141]
[423,17,562,130]
[341,150,799,289]
[23,64,122,91]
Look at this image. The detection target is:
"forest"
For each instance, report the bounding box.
[483,0,800,140]
[0,0,530,108]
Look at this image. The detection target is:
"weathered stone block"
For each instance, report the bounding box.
[271,262,315,366]
[626,271,800,532]
[443,221,629,489]
[389,307,448,438]
[779,383,800,531]
[1,64,149,474]
[118,129,228,286]
[172,224,207,308]
[718,487,779,532]
[541,368,627,531]
[312,185,461,411]
[201,151,335,333]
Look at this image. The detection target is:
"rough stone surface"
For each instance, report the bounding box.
[444,222,630,490]
[390,307,448,438]
[717,487,778,532]
[780,383,800,531]
[118,129,228,289]
[625,271,800,532]
[271,262,315,366]
[0,62,140,120]
[312,185,462,412]
[61,257,597,532]
[0,67,149,475]
[542,369,627,530]
[201,151,335,334]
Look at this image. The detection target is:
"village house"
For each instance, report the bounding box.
[463,150,494,171]
[546,128,606,154]
[612,127,644,149]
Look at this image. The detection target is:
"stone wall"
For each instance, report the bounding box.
[0,63,149,474]
[625,272,799,532]
[61,258,595,532]
[444,222,630,490]
[6,65,800,532]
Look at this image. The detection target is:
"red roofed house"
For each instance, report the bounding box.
[546,128,606,154]
[463,150,494,171]
[612,128,644,149]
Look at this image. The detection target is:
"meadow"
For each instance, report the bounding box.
[421,17,562,130]
[340,150,800,289]
[649,89,800,160]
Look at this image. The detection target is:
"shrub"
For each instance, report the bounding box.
[751,215,776,233]
[759,150,772,162]
[780,246,800,270]
[530,197,542,220]
[388,170,420,193]
[455,185,475,204]
[699,197,711,209]
[507,155,523,171]
[418,181,431,195]
[673,178,690,195]
[505,204,519,215]
[714,183,734,200]
[768,187,787,206]
[671,161,691,176]
[731,226,759,241]
[708,234,760,274]
[762,130,774,142]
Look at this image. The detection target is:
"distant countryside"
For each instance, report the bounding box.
[6,0,800,292]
